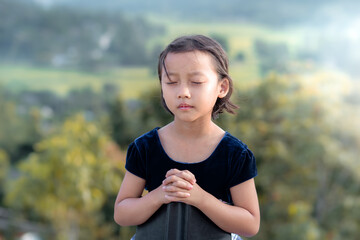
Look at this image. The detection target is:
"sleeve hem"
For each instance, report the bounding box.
[228,172,258,189]
[125,166,146,180]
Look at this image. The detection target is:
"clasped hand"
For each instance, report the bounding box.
[161,168,204,206]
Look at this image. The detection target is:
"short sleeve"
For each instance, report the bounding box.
[228,148,257,188]
[125,142,146,179]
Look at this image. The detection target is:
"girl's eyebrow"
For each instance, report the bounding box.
[188,71,205,76]
[166,71,204,77]
[166,72,179,76]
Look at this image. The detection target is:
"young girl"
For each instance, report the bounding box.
[114,35,260,239]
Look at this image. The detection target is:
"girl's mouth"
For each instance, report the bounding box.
[178,103,193,110]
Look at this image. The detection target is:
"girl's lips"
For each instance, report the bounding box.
[178,103,193,109]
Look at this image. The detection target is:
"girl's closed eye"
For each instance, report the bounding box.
[190,78,204,85]
[166,81,178,85]
[192,81,203,85]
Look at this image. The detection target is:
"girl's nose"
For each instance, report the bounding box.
[177,84,191,99]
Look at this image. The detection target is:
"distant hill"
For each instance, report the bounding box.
[1,0,165,69]
[32,0,360,26]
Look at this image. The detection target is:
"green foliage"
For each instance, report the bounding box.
[0,150,9,182]
[108,96,133,148]
[5,115,125,239]
[210,34,229,53]
[0,149,9,204]
[230,74,360,239]
[136,88,173,132]
[0,85,42,163]
[108,87,172,150]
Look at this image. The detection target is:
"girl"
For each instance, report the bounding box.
[114,35,260,239]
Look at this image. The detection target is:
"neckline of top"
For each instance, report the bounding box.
[153,127,229,165]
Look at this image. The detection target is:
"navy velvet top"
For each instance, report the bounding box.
[125,128,257,204]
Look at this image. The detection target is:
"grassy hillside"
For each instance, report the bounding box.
[0,64,158,99]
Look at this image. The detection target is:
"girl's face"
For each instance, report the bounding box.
[161,50,229,123]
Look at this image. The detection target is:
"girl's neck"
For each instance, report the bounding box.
[168,118,221,140]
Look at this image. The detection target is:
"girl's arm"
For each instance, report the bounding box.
[163,170,260,237]
[114,171,193,226]
[197,178,260,237]
[114,171,161,226]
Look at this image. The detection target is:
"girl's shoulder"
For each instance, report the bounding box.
[196,131,254,164]
[131,127,160,150]
[222,131,251,152]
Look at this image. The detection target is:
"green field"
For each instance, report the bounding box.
[0,21,306,99]
[0,64,159,99]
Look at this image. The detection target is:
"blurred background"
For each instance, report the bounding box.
[0,0,359,239]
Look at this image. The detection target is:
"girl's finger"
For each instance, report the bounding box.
[181,170,195,179]
[165,191,190,200]
[165,169,196,184]
[163,183,192,192]
[176,170,196,185]
[168,180,193,190]
[165,168,181,178]
[163,175,192,188]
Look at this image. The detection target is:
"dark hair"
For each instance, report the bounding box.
[157,35,238,119]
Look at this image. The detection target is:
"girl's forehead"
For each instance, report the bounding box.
[164,50,216,71]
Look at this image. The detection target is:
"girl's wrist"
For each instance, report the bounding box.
[188,184,207,208]
[149,185,168,206]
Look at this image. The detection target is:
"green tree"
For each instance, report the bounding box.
[0,86,41,163]
[5,115,125,239]
[231,74,360,239]
[137,88,173,133]
[210,33,229,53]
[0,149,9,205]
[108,96,133,148]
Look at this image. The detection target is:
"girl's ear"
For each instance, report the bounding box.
[218,78,230,98]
